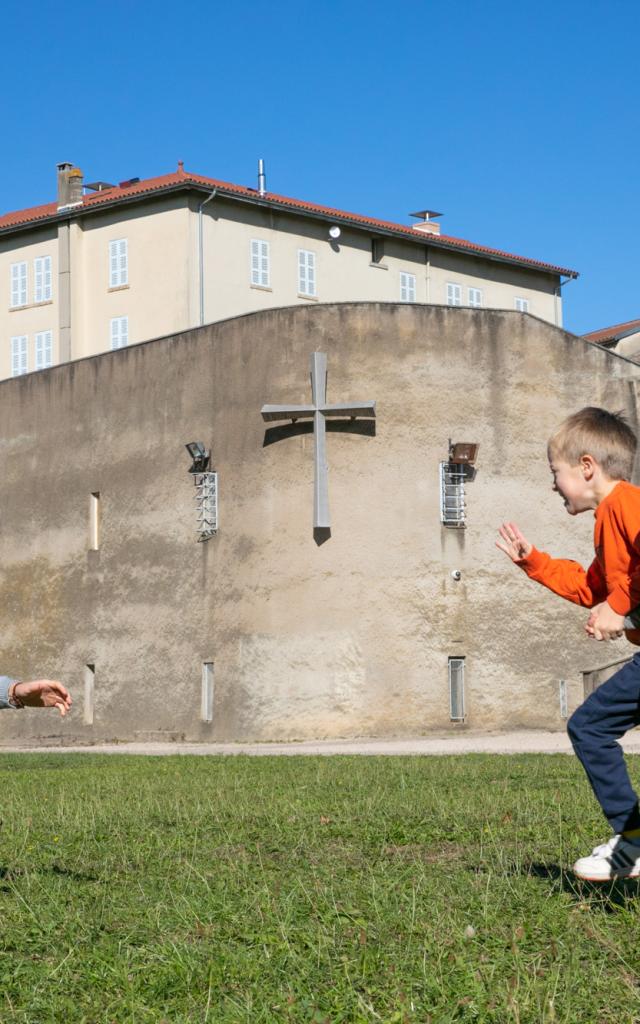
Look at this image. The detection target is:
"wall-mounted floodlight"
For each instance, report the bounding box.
[449,442,479,465]
[328,225,341,240]
[185,441,210,473]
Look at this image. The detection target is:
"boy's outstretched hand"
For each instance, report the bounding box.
[13,680,72,716]
[496,522,533,563]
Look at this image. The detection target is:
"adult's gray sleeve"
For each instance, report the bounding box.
[0,676,16,709]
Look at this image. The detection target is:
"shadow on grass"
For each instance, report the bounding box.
[0,863,100,884]
[521,861,640,911]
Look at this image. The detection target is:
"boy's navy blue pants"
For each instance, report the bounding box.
[568,652,640,834]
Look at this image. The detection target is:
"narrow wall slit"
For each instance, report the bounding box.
[84,663,95,725]
[448,656,465,722]
[201,662,214,723]
[89,492,100,550]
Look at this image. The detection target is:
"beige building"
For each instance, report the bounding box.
[0,302,637,747]
[584,318,640,362]
[0,162,577,382]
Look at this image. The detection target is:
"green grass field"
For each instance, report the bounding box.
[0,753,639,1023]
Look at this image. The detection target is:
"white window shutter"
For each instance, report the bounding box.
[260,241,269,286]
[35,330,53,370]
[400,272,416,302]
[34,257,51,303]
[251,240,260,284]
[35,258,43,303]
[111,316,129,349]
[110,242,117,286]
[11,262,27,307]
[11,335,28,376]
[298,250,316,296]
[298,251,305,293]
[119,239,128,285]
[43,256,52,300]
[307,252,315,292]
[251,240,270,287]
[110,240,128,287]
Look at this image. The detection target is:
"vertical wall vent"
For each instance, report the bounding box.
[448,656,465,721]
[84,663,95,725]
[201,662,214,723]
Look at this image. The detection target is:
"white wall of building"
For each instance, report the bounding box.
[1,191,564,382]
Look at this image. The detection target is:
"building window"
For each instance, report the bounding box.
[34,256,52,303]
[35,330,53,370]
[10,262,27,308]
[515,297,529,312]
[400,272,416,302]
[11,335,28,376]
[109,239,128,288]
[449,657,465,721]
[298,249,316,297]
[440,461,467,528]
[371,238,385,264]
[110,316,129,350]
[446,283,462,306]
[468,287,482,308]
[250,239,270,287]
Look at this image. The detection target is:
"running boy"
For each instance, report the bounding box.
[497,406,640,881]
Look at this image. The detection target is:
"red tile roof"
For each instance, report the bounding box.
[0,167,578,278]
[583,318,640,345]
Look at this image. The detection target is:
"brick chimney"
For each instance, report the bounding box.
[409,210,442,236]
[57,162,84,209]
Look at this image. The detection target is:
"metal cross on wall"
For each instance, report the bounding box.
[261,352,376,530]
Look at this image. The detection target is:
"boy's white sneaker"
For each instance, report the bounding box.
[573,835,640,881]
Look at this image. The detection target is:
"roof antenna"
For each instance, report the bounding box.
[258,158,266,197]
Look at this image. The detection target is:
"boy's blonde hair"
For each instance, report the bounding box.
[548,407,638,481]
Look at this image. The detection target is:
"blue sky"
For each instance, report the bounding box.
[2,0,637,335]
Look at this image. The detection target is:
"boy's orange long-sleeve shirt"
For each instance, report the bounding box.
[519,481,640,645]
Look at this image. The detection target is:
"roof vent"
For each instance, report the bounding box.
[409,209,442,236]
[84,181,115,193]
[258,158,266,197]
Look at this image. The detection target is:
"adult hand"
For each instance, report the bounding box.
[496,522,533,563]
[13,680,72,716]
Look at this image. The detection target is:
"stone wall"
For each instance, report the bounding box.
[0,303,638,745]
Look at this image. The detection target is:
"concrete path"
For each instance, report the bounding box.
[4,730,640,756]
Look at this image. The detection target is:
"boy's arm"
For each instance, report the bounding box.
[496,521,606,607]
[519,547,608,608]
